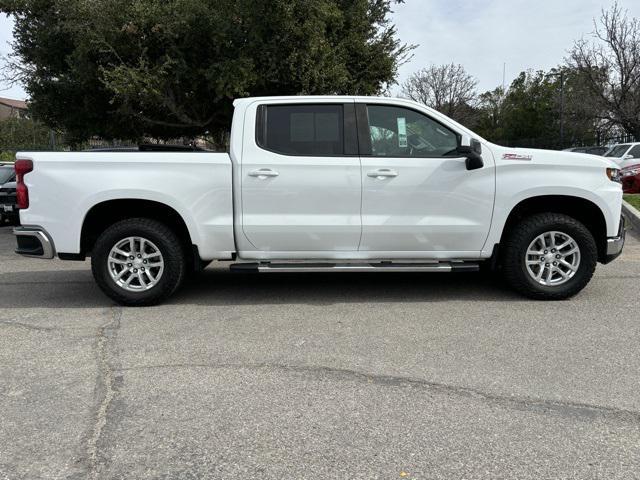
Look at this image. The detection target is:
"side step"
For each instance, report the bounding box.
[230,262,480,273]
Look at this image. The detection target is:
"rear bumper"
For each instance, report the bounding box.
[0,206,19,224]
[622,175,640,194]
[13,226,55,259]
[602,216,625,264]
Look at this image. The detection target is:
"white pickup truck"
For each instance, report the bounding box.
[13,96,625,305]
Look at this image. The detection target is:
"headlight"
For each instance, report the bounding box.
[621,167,640,177]
[606,167,621,183]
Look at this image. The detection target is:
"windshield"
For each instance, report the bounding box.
[604,144,630,158]
[0,167,15,184]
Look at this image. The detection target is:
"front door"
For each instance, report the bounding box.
[241,102,362,254]
[358,103,495,255]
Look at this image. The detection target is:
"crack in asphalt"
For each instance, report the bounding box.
[0,320,59,331]
[118,362,640,424]
[86,306,122,480]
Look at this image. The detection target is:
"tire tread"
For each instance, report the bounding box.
[502,213,597,300]
[91,218,186,306]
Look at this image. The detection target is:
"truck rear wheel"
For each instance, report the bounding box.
[91,218,187,306]
[501,213,597,300]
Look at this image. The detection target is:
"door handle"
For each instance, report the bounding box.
[367,168,398,179]
[248,168,279,178]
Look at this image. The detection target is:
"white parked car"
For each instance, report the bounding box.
[13,96,625,305]
[604,142,640,168]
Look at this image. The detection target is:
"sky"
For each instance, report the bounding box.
[389,0,640,94]
[1,0,640,101]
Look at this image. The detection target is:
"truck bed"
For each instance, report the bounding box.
[16,152,235,260]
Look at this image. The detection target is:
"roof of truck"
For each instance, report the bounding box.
[232,95,482,142]
[234,95,402,107]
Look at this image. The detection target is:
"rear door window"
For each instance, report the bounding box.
[257,104,344,156]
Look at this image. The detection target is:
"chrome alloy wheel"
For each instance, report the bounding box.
[525,231,581,286]
[107,236,164,292]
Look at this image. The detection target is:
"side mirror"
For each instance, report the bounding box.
[465,152,484,170]
[458,135,484,170]
[624,154,634,160]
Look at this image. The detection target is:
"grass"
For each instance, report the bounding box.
[624,194,640,211]
[0,152,16,163]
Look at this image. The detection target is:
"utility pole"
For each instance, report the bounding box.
[546,70,565,149]
[559,70,565,149]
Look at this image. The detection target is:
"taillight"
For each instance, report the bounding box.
[15,159,33,209]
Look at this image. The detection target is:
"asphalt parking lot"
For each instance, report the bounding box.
[1,226,639,480]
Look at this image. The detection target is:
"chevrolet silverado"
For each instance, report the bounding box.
[13,96,626,305]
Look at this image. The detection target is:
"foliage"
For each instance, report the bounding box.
[499,71,558,145]
[0,117,52,152]
[1,0,412,142]
[473,87,505,141]
[0,151,16,162]
[471,69,602,148]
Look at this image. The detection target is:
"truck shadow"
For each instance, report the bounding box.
[0,267,522,309]
[173,269,522,306]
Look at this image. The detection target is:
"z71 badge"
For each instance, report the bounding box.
[502,153,533,161]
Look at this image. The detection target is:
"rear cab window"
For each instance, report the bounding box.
[256,104,353,156]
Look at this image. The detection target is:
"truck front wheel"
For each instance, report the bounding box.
[91,218,187,306]
[501,213,598,300]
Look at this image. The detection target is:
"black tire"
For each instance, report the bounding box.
[91,218,187,306]
[501,213,598,300]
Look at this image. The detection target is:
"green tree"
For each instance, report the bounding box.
[473,86,505,141]
[0,117,53,160]
[499,70,557,146]
[474,69,601,148]
[1,0,411,142]
[556,68,605,146]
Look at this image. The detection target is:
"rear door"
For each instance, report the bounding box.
[240,101,362,254]
[357,102,495,255]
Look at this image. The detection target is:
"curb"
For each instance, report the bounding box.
[622,199,640,234]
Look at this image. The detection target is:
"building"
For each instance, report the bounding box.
[0,97,28,120]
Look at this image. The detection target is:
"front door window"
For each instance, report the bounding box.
[366,105,459,158]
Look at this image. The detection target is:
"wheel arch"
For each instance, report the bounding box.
[499,195,608,262]
[80,199,196,259]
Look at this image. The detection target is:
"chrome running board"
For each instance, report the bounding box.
[230,262,480,273]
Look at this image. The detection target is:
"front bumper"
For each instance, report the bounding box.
[603,216,625,264]
[13,226,55,259]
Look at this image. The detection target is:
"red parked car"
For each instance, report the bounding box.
[621,163,640,193]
